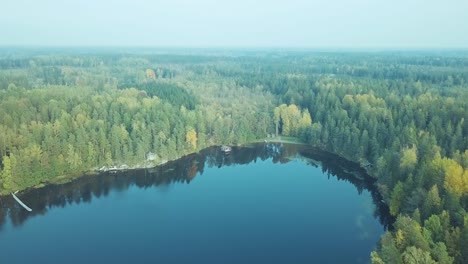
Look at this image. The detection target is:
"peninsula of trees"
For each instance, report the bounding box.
[0,48,467,263]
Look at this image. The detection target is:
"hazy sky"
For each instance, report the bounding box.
[1,0,467,48]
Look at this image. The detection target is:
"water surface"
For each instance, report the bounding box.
[0,143,391,263]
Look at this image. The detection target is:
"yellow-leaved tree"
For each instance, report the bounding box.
[441,158,468,196]
[273,104,312,137]
[430,153,468,197]
[186,128,197,150]
[145,69,156,80]
[400,145,418,173]
[298,109,312,130]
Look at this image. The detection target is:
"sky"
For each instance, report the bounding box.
[1,0,468,48]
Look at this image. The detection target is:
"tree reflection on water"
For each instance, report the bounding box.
[0,143,394,230]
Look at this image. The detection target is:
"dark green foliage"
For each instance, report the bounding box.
[138,82,197,110]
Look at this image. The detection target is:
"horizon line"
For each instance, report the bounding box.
[1,45,468,53]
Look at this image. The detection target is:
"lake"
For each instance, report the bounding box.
[0,143,392,264]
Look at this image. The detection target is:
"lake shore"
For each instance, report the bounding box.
[0,137,377,199]
[2,137,308,196]
[252,136,306,144]
[1,141,389,264]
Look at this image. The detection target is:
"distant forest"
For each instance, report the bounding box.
[0,49,468,263]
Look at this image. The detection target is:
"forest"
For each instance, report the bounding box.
[0,48,468,263]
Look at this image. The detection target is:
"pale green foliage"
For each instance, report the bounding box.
[371,251,385,264]
[66,144,82,170]
[400,146,418,172]
[394,216,430,252]
[298,109,312,129]
[424,215,444,243]
[87,142,97,167]
[431,242,453,264]
[0,155,13,190]
[402,247,436,264]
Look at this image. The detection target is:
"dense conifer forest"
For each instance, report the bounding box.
[1,48,468,263]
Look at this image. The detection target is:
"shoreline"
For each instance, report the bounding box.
[1,137,363,197]
[1,148,200,197]
[250,136,306,144]
[1,139,275,196]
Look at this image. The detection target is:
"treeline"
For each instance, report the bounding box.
[232,56,468,263]
[0,81,274,193]
[3,143,385,229]
[1,49,468,263]
[185,51,468,262]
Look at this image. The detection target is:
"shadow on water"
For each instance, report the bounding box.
[0,143,394,230]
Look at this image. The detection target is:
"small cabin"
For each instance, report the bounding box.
[220,145,232,153]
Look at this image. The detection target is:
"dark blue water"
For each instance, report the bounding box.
[0,144,390,264]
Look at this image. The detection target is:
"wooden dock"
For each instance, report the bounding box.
[11,192,32,212]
